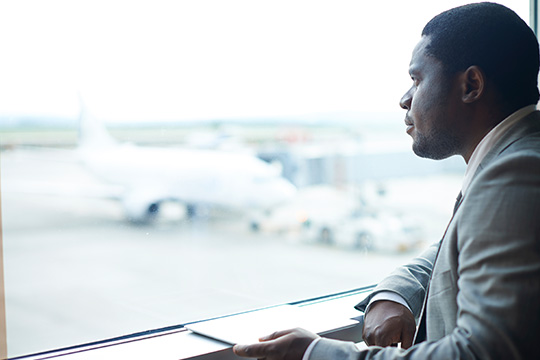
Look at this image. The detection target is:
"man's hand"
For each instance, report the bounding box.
[233,328,319,360]
[362,300,416,349]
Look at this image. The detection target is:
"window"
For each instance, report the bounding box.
[0,0,531,358]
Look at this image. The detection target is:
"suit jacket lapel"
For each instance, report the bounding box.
[413,191,463,344]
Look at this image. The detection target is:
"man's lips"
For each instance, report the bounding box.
[404,116,414,133]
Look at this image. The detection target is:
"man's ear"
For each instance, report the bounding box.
[461,65,485,103]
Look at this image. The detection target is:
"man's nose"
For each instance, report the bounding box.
[400,90,411,110]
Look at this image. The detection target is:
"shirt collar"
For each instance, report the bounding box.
[461,104,537,196]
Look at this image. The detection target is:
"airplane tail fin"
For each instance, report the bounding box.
[78,95,117,149]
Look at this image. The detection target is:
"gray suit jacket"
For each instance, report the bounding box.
[309,111,540,359]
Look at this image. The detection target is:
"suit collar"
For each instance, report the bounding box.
[479,110,540,166]
[468,110,540,188]
[462,106,537,195]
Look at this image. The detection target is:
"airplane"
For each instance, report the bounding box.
[76,103,297,223]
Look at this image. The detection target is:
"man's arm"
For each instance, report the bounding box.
[355,240,439,318]
[233,242,436,357]
[356,241,438,348]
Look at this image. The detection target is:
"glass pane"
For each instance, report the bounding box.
[0,0,530,357]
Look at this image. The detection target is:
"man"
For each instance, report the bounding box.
[233,2,540,359]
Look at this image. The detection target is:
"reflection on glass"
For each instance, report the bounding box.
[0,0,528,357]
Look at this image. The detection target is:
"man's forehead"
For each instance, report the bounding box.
[408,36,434,73]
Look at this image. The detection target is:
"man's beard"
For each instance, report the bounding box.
[412,126,462,160]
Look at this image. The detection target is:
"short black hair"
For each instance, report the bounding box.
[422,2,540,109]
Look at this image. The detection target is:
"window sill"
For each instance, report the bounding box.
[13,287,372,360]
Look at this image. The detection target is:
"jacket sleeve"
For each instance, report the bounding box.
[355,241,438,319]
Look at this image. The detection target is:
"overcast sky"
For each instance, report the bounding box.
[0,0,530,123]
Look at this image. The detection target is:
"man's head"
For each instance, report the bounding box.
[422,2,539,110]
[400,2,540,161]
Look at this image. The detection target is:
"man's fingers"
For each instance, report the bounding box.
[364,326,401,347]
[362,301,417,348]
[234,328,317,359]
[233,343,268,358]
[400,321,415,349]
[233,329,290,357]
[259,329,295,341]
[374,333,397,347]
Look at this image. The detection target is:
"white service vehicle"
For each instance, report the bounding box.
[305,208,423,252]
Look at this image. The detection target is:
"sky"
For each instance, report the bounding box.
[0,0,531,123]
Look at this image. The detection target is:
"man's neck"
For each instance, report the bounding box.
[460,104,519,164]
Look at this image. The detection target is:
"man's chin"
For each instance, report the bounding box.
[412,143,455,160]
